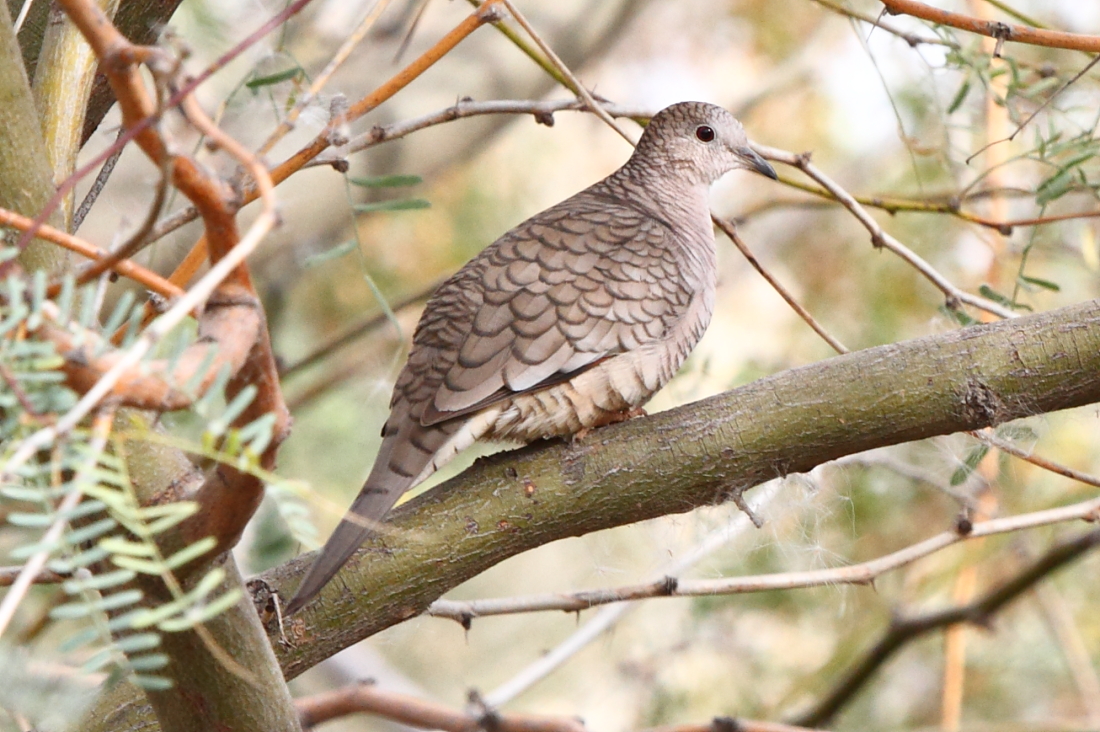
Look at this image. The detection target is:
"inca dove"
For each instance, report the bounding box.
[285,101,776,614]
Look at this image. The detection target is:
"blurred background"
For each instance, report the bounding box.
[63,0,1100,729]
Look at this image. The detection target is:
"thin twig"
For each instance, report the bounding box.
[808,0,955,47]
[790,528,1100,727]
[481,483,782,707]
[72,133,125,232]
[754,144,1017,319]
[280,276,443,378]
[5,0,316,262]
[297,680,588,731]
[975,429,1100,489]
[154,0,507,287]
[1032,581,1100,725]
[713,217,848,355]
[74,155,172,285]
[256,0,395,156]
[0,566,68,587]
[0,362,43,417]
[428,492,1100,622]
[0,206,183,299]
[500,0,634,144]
[881,0,1100,53]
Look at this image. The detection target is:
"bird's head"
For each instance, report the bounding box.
[634,101,777,186]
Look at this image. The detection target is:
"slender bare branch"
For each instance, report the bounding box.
[790,528,1100,727]
[428,492,1100,622]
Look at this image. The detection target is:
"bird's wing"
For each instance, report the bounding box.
[392,194,695,428]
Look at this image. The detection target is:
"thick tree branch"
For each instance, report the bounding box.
[261,297,1100,679]
[0,0,66,272]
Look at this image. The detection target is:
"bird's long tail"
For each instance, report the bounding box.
[284,417,469,615]
[283,437,413,615]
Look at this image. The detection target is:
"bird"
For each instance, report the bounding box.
[285,101,777,615]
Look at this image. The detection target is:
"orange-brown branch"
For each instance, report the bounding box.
[45,284,261,410]
[0,207,182,299]
[56,0,241,266]
[881,0,1100,53]
[164,0,506,289]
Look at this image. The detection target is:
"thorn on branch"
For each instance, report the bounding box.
[711,716,743,732]
[534,110,555,126]
[660,576,679,595]
[732,490,765,529]
[990,21,1011,57]
[955,511,974,536]
[477,2,507,23]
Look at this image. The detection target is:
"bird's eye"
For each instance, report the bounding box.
[695,125,716,142]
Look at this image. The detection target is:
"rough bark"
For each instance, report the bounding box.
[265,297,1100,678]
[80,297,1100,729]
[0,0,65,271]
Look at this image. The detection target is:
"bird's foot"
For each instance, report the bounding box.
[572,407,648,441]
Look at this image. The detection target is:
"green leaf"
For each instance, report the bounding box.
[1036,168,1075,205]
[245,67,301,89]
[157,588,242,632]
[354,198,431,214]
[64,517,118,545]
[49,545,110,572]
[59,627,101,653]
[99,536,157,557]
[131,674,173,691]
[939,304,977,327]
[303,240,358,268]
[947,79,971,114]
[950,444,990,486]
[81,648,118,673]
[163,536,218,570]
[978,284,1012,306]
[1018,274,1061,292]
[114,633,162,654]
[111,555,167,575]
[7,511,54,528]
[349,174,422,188]
[128,653,170,671]
[62,568,136,594]
[49,589,142,619]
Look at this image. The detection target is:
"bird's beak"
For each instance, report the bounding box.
[738,146,778,180]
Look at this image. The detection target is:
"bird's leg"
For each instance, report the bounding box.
[572,406,648,441]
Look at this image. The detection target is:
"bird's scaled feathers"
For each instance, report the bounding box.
[284,101,777,615]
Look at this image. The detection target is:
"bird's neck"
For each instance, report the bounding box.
[603,160,714,237]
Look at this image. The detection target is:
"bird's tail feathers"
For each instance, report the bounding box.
[283,442,414,615]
